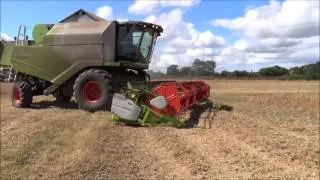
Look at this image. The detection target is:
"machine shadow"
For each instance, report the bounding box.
[31,100,79,109]
[182,101,233,129]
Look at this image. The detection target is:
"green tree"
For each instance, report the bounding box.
[191,59,216,76]
[147,70,165,79]
[290,66,305,75]
[259,65,289,76]
[179,66,192,76]
[232,70,249,77]
[220,70,232,77]
[304,61,320,80]
[289,61,320,80]
[166,64,179,76]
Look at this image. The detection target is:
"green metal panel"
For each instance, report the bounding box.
[0,41,15,66]
[11,46,68,81]
[139,105,182,126]
[41,21,113,46]
[50,60,102,84]
[11,44,103,84]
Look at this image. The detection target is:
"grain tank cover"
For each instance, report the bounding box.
[59,9,106,23]
[40,21,116,46]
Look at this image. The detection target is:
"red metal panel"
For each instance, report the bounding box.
[150,81,210,116]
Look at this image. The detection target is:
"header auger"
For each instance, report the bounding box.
[1,9,212,127]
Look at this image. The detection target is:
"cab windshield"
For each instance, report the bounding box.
[116,24,156,62]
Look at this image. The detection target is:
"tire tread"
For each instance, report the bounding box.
[73,69,112,111]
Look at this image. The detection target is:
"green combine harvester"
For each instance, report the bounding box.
[1,9,212,127]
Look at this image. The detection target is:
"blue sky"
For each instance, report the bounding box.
[1,0,318,72]
[1,0,267,40]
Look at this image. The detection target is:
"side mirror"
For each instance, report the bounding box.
[150,96,167,109]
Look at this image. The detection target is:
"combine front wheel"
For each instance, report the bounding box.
[73,69,112,111]
[11,81,33,108]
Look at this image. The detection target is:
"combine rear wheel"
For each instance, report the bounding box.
[11,81,33,108]
[73,69,112,111]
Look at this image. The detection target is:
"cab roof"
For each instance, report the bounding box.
[58,9,163,36]
[118,21,163,36]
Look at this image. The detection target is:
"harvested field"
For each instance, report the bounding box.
[1,80,319,179]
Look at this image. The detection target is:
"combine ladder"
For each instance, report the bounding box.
[7,25,27,82]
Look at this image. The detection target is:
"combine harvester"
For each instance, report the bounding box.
[5,9,211,127]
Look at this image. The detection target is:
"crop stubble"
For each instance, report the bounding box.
[0,80,319,179]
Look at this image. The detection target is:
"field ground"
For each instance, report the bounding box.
[1,80,319,179]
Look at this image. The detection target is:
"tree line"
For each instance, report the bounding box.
[148,59,320,80]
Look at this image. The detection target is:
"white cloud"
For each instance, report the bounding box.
[0,33,13,41]
[96,5,113,19]
[186,48,214,57]
[128,0,200,15]
[96,5,129,23]
[159,54,179,66]
[144,8,226,71]
[211,0,319,39]
[163,47,185,54]
[215,36,319,71]
[117,18,129,22]
[128,0,159,15]
[233,39,250,51]
[145,8,184,40]
[194,31,226,47]
[209,0,319,71]
[160,0,200,8]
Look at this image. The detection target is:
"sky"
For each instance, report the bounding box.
[1,0,319,72]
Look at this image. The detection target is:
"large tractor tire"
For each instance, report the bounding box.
[11,81,33,108]
[73,69,112,111]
